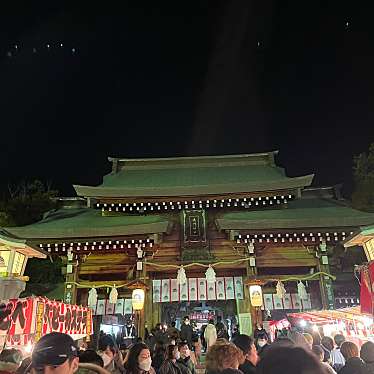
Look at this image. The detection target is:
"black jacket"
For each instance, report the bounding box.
[239,360,256,374]
[364,362,374,374]
[180,324,193,347]
[339,357,367,374]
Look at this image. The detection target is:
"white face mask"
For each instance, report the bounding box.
[139,357,152,372]
[185,320,190,325]
[100,353,113,367]
[175,351,181,360]
[257,340,266,347]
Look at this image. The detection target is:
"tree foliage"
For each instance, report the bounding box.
[352,143,374,212]
[0,180,58,226]
[0,180,64,297]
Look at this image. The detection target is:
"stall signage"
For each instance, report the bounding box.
[0,297,93,343]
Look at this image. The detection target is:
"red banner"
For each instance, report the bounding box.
[360,261,374,315]
[0,297,93,345]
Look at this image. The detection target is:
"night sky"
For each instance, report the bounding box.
[0,2,373,197]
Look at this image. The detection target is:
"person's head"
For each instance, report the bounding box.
[206,343,241,372]
[155,323,162,331]
[256,346,326,374]
[165,345,179,361]
[0,348,22,366]
[171,321,176,328]
[256,323,263,330]
[208,319,215,325]
[232,334,258,366]
[321,336,334,352]
[16,357,32,374]
[217,316,222,322]
[79,350,104,367]
[334,334,345,348]
[360,341,374,364]
[183,316,190,325]
[311,345,324,362]
[31,332,79,374]
[256,332,269,348]
[124,342,151,372]
[178,341,190,359]
[340,341,359,361]
[303,333,313,349]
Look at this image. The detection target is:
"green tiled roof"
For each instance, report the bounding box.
[3,209,171,239]
[74,153,314,198]
[216,198,374,230]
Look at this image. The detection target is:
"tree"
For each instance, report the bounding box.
[352,143,374,212]
[0,180,64,297]
[2,180,58,226]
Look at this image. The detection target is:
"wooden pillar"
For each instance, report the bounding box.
[64,255,78,304]
[317,243,335,310]
[236,255,258,336]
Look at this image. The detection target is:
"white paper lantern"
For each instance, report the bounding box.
[132,288,145,310]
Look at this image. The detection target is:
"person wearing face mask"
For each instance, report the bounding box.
[98,345,124,374]
[160,345,191,374]
[123,343,155,374]
[177,342,195,374]
[255,332,270,359]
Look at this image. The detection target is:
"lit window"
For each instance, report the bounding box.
[365,238,374,261]
[12,252,25,275]
[0,251,10,275]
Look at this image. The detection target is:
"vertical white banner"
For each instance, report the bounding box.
[225,277,235,299]
[207,282,216,300]
[216,277,226,300]
[291,294,302,310]
[115,299,124,314]
[170,279,179,302]
[124,299,133,314]
[106,301,115,315]
[302,294,312,310]
[96,300,106,315]
[189,278,198,301]
[263,294,274,310]
[283,294,292,309]
[273,294,284,310]
[198,278,207,300]
[234,277,244,299]
[161,279,170,302]
[180,281,188,301]
[153,280,161,302]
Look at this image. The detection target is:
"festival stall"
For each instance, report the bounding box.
[287,306,373,346]
[0,296,92,353]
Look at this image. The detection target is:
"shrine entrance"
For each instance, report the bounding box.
[160,300,238,332]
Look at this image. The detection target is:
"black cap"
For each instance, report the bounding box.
[232,334,254,354]
[32,332,78,368]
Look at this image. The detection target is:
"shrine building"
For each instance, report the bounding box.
[1,152,374,336]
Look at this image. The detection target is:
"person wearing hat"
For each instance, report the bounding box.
[31,332,80,374]
[231,334,258,374]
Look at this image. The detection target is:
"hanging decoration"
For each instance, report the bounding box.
[109,285,118,304]
[177,266,187,285]
[88,287,98,309]
[276,280,287,299]
[297,281,307,300]
[205,265,216,283]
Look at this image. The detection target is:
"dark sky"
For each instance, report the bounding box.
[0,1,373,197]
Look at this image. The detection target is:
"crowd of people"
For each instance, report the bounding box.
[0,318,373,374]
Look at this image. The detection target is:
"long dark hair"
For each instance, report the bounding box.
[124,343,150,373]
